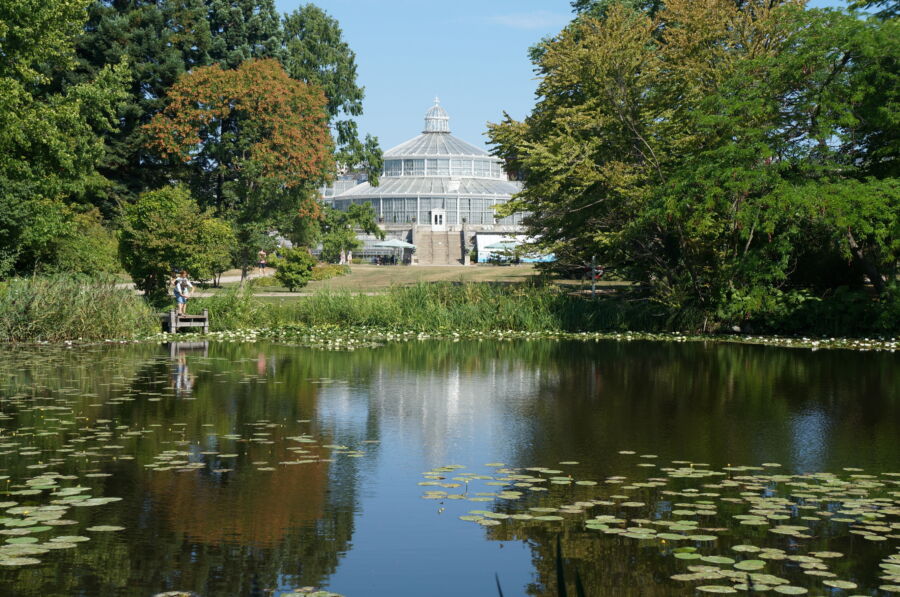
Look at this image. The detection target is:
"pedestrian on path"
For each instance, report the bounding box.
[257,249,267,274]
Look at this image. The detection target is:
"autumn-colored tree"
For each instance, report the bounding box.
[145,58,333,275]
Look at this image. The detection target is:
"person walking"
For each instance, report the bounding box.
[257,249,267,274]
[172,270,193,316]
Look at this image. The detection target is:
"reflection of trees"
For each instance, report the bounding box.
[0,342,366,596]
[0,339,897,596]
[491,525,680,597]
[491,342,900,596]
[513,341,900,473]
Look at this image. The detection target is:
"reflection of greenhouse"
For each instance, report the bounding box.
[330,99,524,229]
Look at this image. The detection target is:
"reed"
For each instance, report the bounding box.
[0,275,157,343]
[192,282,664,334]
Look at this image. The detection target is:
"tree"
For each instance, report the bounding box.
[851,0,899,20]
[319,203,384,264]
[51,209,121,275]
[0,0,129,275]
[281,4,382,182]
[119,185,232,299]
[194,218,237,285]
[489,0,899,327]
[271,247,316,291]
[58,0,213,214]
[145,58,333,276]
[61,0,380,210]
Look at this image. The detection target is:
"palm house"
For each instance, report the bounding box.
[330,99,524,230]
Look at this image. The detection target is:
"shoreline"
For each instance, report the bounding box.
[7,327,896,353]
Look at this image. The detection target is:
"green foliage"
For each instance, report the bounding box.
[118,185,233,298]
[319,202,384,263]
[61,0,212,213]
[189,285,266,331]
[0,275,157,342]
[0,0,130,275]
[271,247,316,292]
[194,217,237,284]
[490,0,900,331]
[851,0,899,20]
[281,4,382,180]
[50,209,120,275]
[193,282,659,334]
[62,0,380,209]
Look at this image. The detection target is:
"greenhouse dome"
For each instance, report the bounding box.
[330,98,524,229]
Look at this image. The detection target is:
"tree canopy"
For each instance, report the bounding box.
[0,0,129,275]
[490,0,899,329]
[61,0,380,209]
[145,58,333,272]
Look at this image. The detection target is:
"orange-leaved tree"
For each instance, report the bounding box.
[145,58,333,274]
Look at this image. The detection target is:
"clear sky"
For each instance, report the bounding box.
[274,0,851,152]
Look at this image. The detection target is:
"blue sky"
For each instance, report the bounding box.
[274,0,850,151]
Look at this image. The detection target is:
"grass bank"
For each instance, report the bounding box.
[0,275,158,343]
[3,276,896,344]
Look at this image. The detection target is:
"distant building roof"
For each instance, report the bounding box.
[334,176,520,198]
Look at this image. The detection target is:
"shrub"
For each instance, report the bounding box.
[271,248,316,291]
[311,263,350,281]
[50,209,120,275]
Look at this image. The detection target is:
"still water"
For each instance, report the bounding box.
[0,340,896,596]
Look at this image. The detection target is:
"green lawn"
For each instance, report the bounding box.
[228,264,544,294]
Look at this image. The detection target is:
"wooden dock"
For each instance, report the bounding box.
[160,309,209,334]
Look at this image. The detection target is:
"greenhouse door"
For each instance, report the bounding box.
[431,209,447,231]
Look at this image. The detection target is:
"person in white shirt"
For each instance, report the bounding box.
[172,270,193,316]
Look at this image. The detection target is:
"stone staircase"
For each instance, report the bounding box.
[414,229,463,265]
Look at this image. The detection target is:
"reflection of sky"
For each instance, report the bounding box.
[366,364,539,467]
[320,362,543,597]
[789,407,830,474]
[316,384,370,440]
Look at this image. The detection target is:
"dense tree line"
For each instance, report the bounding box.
[490,0,899,332]
[0,0,380,285]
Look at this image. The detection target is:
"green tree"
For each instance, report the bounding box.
[319,203,383,264]
[0,0,129,275]
[851,0,899,19]
[194,218,237,285]
[119,185,232,298]
[61,0,380,210]
[51,209,121,274]
[271,247,316,291]
[489,0,899,328]
[59,0,213,214]
[281,4,382,182]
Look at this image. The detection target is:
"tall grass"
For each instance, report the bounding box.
[0,275,158,342]
[192,282,665,333]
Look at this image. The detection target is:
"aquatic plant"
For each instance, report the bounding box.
[418,456,900,595]
[0,275,157,343]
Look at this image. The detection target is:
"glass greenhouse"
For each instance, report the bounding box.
[330,99,524,228]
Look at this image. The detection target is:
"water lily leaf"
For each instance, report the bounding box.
[0,557,41,566]
[734,560,765,571]
[696,585,737,593]
[772,587,808,595]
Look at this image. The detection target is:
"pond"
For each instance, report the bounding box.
[0,339,897,596]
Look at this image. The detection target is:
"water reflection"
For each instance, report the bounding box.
[169,341,206,397]
[0,340,895,596]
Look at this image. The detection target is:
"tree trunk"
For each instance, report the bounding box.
[847,227,885,294]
